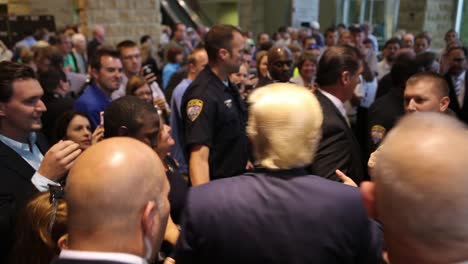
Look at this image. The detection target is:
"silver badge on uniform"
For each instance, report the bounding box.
[224,99,232,108]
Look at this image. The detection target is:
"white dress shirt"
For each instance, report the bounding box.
[377,59,391,80]
[319,89,347,119]
[60,249,148,264]
[451,71,466,108]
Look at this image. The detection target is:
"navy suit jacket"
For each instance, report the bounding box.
[0,135,48,262]
[174,168,383,264]
[308,90,365,183]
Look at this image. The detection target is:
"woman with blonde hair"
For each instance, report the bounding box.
[9,190,68,264]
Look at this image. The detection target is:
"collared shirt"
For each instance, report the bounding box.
[60,249,148,264]
[452,71,466,108]
[74,83,112,129]
[162,63,181,89]
[377,59,391,80]
[0,133,57,191]
[15,36,36,49]
[170,78,193,175]
[319,88,347,119]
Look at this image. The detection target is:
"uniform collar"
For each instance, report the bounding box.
[204,65,235,90]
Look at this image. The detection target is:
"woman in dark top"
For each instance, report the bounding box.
[154,115,188,262]
[155,118,188,224]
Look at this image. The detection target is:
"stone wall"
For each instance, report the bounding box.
[78,0,161,46]
[238,0,265,34]
[6,0,31,15]
[396,0,427,34]
[460,1,468,45]
[397,0,456,49]
[238,0,293,35]
[7,0,75,29]
[423,0,456,49]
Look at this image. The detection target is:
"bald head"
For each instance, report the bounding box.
[371,113,468,263]
[267,46,293,82]
[66,137,169,257]
[402,33,414,49]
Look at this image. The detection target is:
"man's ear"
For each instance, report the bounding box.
[440,96,450,112]
[141,201,159,237]
[90,68,99,81]
[360,181,378,219]
[117,126,129,136]
[57,234,69,250]
[218,48,229,62]
[340,70,350,85]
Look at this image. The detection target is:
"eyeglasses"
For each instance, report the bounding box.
[135,91,152,97]
[122,53,141,60]
[48,185,65,234]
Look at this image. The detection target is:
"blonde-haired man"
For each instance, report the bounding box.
[173,83,382,264]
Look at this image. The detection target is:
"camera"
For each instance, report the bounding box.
[142,65,153,75]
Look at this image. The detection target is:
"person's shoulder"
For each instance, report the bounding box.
[187,175,259,208]
[184,72,219,100]
[173,79,191,98]
[369,93,392,113]
[74,87,96,110]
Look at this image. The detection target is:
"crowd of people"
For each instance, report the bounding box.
[0,19,468,264]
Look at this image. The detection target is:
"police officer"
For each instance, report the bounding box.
[181,24,250,186]
[368,51,417,153]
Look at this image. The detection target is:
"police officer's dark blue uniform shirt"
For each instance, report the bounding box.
[182,65,248,180]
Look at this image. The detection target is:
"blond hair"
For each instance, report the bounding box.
[247,83,323,169]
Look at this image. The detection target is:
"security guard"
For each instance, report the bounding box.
[368,52,417,154]
[182,24,249,186]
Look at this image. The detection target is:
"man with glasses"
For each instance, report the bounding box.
[111,40,168,112]
[182,24,250,186]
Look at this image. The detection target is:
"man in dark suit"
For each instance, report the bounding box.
[307,45,365,183]
[38,67,74,142]
[87,25,105,61]
[444,46,468,124]
[173,83,382,264]
[52,138,170,264]
[0,61,81,261]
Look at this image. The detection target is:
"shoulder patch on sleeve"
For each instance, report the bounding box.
[371,125,386,145]
[187,99,203,122]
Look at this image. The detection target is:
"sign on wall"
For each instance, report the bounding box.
[291,0,320,28]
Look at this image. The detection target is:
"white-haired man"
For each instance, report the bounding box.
[174,83,382,264]
[71,33,87,74]
[361,112,468,264]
